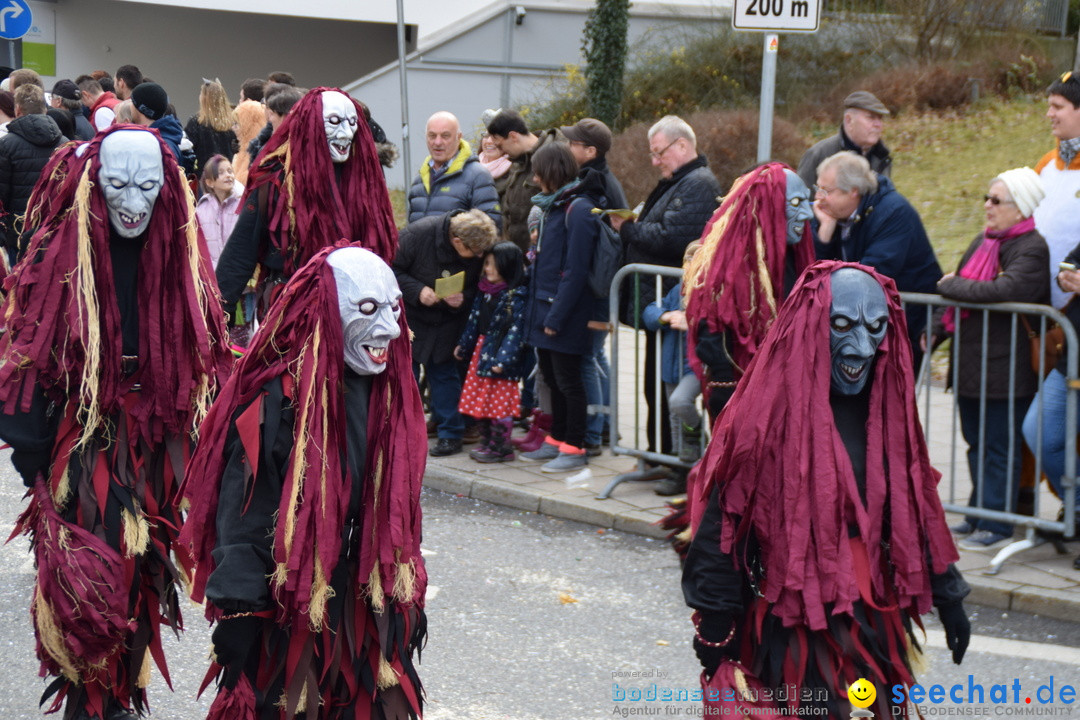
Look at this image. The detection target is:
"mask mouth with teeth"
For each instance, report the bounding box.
[322,90,359,164]
[327,246,402,375]
[829,267,888,395]
[98,130,164,239]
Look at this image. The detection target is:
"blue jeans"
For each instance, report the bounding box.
[582,330,611,446]
[958,394,1030,537]
[413,360,464,439]
[1023,369,1080,511]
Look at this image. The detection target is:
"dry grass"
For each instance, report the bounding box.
[885,97,1050,271]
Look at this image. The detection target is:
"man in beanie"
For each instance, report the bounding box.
[797,90,892,189]
[50,79,94,140]
[811,150,941,371]
[130,82,184,163]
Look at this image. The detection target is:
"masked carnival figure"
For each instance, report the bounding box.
[214,88,397,337]
[660,163,815,552]
[0,126,231,720]
[682,262,971,718]
[178,244,427,720]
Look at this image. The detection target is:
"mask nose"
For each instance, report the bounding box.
[849,324,878,358]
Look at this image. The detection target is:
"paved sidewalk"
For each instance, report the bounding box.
[424,330,1080,621]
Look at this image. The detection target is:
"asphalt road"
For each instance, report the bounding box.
[0,478,1079,719]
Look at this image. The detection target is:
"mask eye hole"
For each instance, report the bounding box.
[327,114,343,126]
[790,197,801,207]
[358,300,378,316]
[139,181,156,191]
[831,316,852,332]
[868,319,886,333]
[109,179,125,189]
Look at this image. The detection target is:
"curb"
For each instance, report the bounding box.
[422,464,668,540]
[423,465,1080,621]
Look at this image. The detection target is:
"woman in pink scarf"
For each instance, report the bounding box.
[933,167,1050,550]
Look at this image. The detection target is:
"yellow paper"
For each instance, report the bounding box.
[591,208,637,220]
[434,271,465,299]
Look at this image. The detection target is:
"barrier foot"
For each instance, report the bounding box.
[596,465,671,500]
[986,536,1047,575]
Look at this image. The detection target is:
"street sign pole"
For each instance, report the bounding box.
[757,34,778,163]
[396,0,411,189]
[731,0,821,164]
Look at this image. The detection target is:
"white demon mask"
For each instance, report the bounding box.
[99,130,164,238]
[322,90,359,164]
[327,246,402,375]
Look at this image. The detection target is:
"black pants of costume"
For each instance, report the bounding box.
[537,348,586,450]
[644,331,672,455]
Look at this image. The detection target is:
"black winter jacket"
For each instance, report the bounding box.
[184,116,239,175]
[0,113,63,258]
[393,211,483,365]
[619,155,720,325]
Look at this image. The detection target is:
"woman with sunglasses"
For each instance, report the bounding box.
[933,168,1050,551]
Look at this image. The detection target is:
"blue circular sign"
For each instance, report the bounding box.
[0,0,31,40]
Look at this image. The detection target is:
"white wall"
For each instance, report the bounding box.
[50,0,404,117]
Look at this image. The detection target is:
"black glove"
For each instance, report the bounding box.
[212,615,263,689]
[11,449,51,488]
[693,612,740,678]
[937,602,970,664]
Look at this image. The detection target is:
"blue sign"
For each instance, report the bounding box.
[0,0,31,40]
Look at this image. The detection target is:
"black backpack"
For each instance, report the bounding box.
[566,198,622,298]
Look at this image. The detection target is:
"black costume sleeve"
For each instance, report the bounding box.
[930,563,970,607]
[694,322,737,382]
[205,378,295,612]
[215,185,267,309]
[0,384,61,485]
[682,484,745,615]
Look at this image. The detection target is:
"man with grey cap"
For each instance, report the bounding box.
[50,79,93,140]
[797,90,892,189]
[561,117,627,210]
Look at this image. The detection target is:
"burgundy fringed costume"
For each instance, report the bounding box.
[214,87,398,313]
[661,163,815,556]
[178,240,427,720]
[0,125,231,719]
[682,262,968,718]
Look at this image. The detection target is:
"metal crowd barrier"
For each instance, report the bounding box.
[598,265,1080,573]
[599,264,706,500]
[903,293,1078,573]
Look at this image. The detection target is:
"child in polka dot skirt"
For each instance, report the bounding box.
[453,242,528,462]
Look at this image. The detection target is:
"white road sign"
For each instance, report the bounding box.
[732,0,821,33]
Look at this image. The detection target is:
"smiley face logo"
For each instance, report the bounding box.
[848,678,877,709]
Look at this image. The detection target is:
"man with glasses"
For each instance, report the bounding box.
[609,114,720,460]
[811,150,941,369]
[797,90,892,189]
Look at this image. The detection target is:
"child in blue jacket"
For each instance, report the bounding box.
[454,242,528,462]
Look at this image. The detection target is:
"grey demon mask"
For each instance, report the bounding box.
[99,130,164,238]
[322,90,359,163]
[783,168,813,246]
[327,246,402,375]
[829,267,888,395]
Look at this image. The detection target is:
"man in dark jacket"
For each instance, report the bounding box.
[610,114,721,457]
[797,90,892,188]
[394,209,497,456]
[129,82,185,165]
[812,150,942,369]
[50,79,94,140]
[408,111,500,227]
[0,84,63,266]
[486,109,566,253]
[562,117,628,210]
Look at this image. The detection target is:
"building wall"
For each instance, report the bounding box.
[50,0,405,117]
[350,4,730,189]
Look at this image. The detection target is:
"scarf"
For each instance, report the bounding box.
[1060,136,1080,168]
[941,216,1035,332]
[690,261,957,631]
[478,278,507,294]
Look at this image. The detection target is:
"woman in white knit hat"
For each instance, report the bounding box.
[932,167,1050,551]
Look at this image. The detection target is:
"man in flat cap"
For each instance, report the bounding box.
[797,90,892,189]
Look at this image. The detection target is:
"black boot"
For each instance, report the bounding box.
[469,419,496,461]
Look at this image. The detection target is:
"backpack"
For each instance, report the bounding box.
[566,198,622,298]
